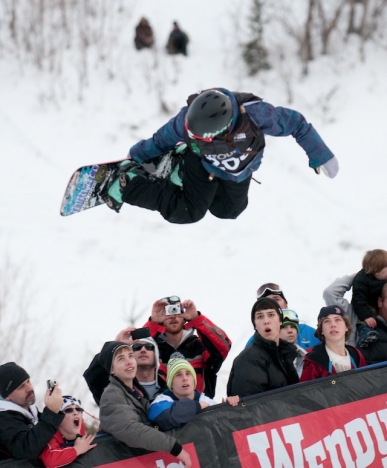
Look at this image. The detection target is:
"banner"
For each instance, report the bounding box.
[1,363,387,468]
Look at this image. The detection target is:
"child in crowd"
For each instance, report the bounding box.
[352,249,387,347]
[300,306,366,382]
[40,396,96,468]
[148,353,239,431]
[279,310,307,377]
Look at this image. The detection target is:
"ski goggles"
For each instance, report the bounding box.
[282,309,299,324]
[185,118,233,142]
[257,287,287,303]
[132,343,155,352]
[160,295,181,304]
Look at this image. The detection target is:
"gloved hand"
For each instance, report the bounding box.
[314,156,339,178]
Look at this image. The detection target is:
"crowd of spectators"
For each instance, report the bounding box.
[1,249,387,466]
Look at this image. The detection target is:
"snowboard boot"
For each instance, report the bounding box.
[103,160,148,213]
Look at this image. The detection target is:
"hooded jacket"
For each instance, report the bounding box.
[99,376,181,456]
[227,332,299,398]
[0,400,64,461]
[300,343,367,382]
[129,88,335,183]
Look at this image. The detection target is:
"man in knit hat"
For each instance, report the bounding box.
[279,310,307,377]
[227,298,299,398]
[0,362,64,462]
[148,352,238,431]
[245,283,320,350]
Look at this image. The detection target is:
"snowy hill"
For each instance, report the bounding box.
[1,0,387,405]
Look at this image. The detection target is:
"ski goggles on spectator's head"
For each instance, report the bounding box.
[257,286,287,304]
[132,343,155,352]
[160,296,181,304]
[282,309,299,324]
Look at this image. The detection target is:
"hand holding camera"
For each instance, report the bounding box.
[44,379,62,413]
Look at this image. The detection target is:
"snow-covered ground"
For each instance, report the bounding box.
[1,0,387,409]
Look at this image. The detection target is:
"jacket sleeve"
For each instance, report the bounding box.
[130,110,186,163]
[323,274,356,311]
[99,385,180,455]
[143,319,166,337]
[299,358,325,382]
[186,313,231,371]
[351,271,374,321]
[246,100,335,169]
[0,408,64,460]
[148,396,201,431]
[39,435,78,468]
[226,357,269,397]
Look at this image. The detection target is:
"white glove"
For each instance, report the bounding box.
[314,156,339,178]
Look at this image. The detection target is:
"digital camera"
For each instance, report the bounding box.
[47,379,57,394]
[165,304,182,315]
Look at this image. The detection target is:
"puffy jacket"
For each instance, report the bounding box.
[227,332,299,398]
[130,88,335,182]
[300,343,366,382]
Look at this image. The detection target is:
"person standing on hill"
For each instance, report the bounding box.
[166,21,189,56]
[134,17,154,50]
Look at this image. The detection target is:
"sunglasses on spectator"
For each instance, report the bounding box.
[63,407,84,414]
[282,309,299,323]
[132,343,155,352]
[160,296,181,304]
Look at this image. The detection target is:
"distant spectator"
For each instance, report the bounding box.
[148,353,239,431]
[246,283,320,350]
[166,21,189,56]
[0,363,64,462]
[134,17,154,50]
[300,306,366,382]
[227,298,299,398]
[352,249,387,348]
[40,396,96,468]
[279,310,307,377]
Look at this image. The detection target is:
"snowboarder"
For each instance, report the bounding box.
[105,88,339,224]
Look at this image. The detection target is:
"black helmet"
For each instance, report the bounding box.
[186,90,233,139]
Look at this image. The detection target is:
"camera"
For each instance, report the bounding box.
[131,327,151,340]
[47,379,57,395]
[165,304,182,315]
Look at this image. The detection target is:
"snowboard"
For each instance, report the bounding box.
[60,147,184,216]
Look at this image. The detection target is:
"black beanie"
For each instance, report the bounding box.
[99,341,132,374]
[0,362,30,398]
[251,298,283,326]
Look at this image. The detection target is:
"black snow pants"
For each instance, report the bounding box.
[121,149,252,224]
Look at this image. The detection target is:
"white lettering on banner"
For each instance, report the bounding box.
[242,408,387,467]
[204,150,251,172]
[155,460,184,468]
[344,418,375,468]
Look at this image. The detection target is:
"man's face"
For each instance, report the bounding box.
[171,369,195,400]
[266,294,287,310]
[111,347,137,383]
[279,324,298,344]
[6,379,35,409]
[163,315,185,334]
[254,309,281,344]
[133,341,155,368]
[321,315,347,343]
[59,404,83,440]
